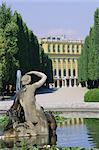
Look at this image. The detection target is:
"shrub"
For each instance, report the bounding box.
[84,88,99,102]
[0,115,9,131]
[54,115,66,123]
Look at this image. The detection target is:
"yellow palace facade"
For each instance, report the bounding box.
[40,36,83,88]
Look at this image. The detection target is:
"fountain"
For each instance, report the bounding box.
[3,71,57,139]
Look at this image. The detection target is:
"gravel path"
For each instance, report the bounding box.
[36,87,88,107]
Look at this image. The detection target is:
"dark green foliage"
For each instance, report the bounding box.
[0,3,14,93]
[78,36,90,83]
[3,21,19,85]
[94,9,99,80]
[85,118,99,148]
[0,2,11,29]
[84,88,99,102]
[0,2,53,93]
[78,8,99,88]
[40,46,53,85]
[54,115,66,123]
[28,30,40,71]
[0,115,10,131]
[88,27,96,81]
[13,11,41,74]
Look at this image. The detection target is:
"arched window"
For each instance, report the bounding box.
[68,58,70,63]
[58,58,60,63]
[59,69,61,77]
[73,69,76,77]
[72,45,74,53]
[77,45,79,53]
[53,58,56,62]
[58,45,60,52]
[63,45,65,52]
[48,44,50,52]
[54,69,56,76]
[72,58,75,63]
[67,45,70,53]
[53,44,55,52]
[63,58,65,62]
[63,69,66,76]
[68,69,71,77]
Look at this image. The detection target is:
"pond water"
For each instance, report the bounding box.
[0,118,99,149]
[56,118,99,148]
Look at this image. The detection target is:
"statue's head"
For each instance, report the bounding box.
[21,74,31,86]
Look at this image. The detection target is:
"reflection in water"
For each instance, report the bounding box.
[0,118,99,149]
[0,134,57,149]
[56,118,99,149]
[85,119,99,148]
[56,124,94,148]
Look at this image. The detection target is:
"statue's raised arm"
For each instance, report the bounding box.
[26,71,47,89]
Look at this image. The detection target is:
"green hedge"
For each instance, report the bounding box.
[84,88,99,102]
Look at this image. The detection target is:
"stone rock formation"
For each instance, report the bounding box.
[4,71,57,138]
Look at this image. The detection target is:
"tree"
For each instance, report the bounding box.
[0,3,19,92]
[0,2,53,93]
[0,2,13,92]
[94,8,99,87]
[83,36,90,83]
[28,30,40,71]
[3,21,19,86]
[0,2,11,29]
[87,27,96,88]
[13,11,40,74]
[78,8,99,88]
[39,46,53,86]
[0,30,5,92]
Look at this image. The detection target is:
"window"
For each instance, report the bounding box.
[68,58,70,63]
[52,37,55,40]
[47,37,51,40]
[53,58,56,62]
[72,45,74,53]
[57,37,60,40]
[77,45,79,53]
[63,45,65,52]
[53,44,55,52]
[63,58,65,62]
[54,69,56,76]
[48,44,50,52]
[58,45,60,52]
[73,69,76,77]
[72,58,75,63]
[58,58,60,63]
[67,45,70,53]
[68,69,71,77]
[63,69,66,76]
[59,69,61,77]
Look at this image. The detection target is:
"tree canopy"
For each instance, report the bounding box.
[78,8,99,88]
[0,2,53,94]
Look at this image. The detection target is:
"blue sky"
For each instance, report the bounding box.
[0,0,99,40]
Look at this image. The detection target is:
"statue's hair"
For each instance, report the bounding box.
[21,74,31,86]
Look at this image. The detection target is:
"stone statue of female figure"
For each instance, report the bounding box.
[5,71,56,137]
[19,71,48,135]
[6,71,48,136]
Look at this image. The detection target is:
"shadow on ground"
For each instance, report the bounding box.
[36,87,57,94]
[0,87,57,101]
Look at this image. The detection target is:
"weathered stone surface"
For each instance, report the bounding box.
[4,71,56,138]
